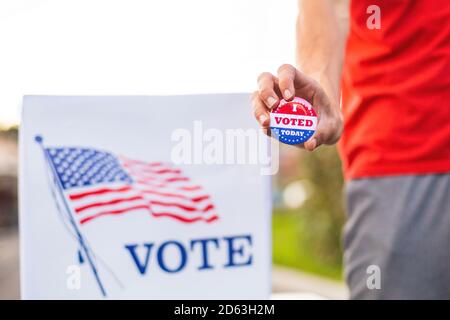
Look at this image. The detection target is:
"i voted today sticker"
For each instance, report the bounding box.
[270,97,317,145]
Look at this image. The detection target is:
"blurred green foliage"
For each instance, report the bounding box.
[273,212,342,279]
[273,145,345,280]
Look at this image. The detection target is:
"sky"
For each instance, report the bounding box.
[0,0,297,126]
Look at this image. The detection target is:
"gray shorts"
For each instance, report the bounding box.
[344,173,450,299]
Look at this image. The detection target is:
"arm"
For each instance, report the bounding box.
[252,0,349,150]
[297,0,349,107]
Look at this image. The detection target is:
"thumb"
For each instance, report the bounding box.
[304,137,318,151]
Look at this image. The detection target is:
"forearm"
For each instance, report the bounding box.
[296,0,349,106]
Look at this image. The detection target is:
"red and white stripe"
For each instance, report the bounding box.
[65,158,219,225]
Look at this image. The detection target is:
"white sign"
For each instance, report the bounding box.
[20,94,272,299]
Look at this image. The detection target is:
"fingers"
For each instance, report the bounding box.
[255,65,343,150]
[277,64,296,101]
[304,117,330,151]
[304,137,318,151]
[277,64,320,150]
[304,110,343,151]
[278,64,324,106]
[257,72,279,109]
[251,91,270,128]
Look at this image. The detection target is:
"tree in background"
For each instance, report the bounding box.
[273,145,345,279]
[300,146,345,268]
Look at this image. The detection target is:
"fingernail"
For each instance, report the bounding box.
[267,96,277,108]
[259,115,268,126]
[284,89,292,99]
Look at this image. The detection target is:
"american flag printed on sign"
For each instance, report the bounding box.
[46,147,219,225]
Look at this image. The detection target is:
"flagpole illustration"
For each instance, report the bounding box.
[35,135,107,297]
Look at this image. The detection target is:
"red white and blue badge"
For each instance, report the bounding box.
[270,97,317,145]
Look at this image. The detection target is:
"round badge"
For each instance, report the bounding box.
[270,97,317,145]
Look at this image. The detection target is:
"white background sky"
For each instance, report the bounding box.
[0,0,297,126]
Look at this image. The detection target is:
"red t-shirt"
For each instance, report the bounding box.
[339,0,450,179]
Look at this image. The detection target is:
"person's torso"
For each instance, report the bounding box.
[339,0,450,179]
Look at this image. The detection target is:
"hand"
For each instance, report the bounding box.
[251,64,343,151]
